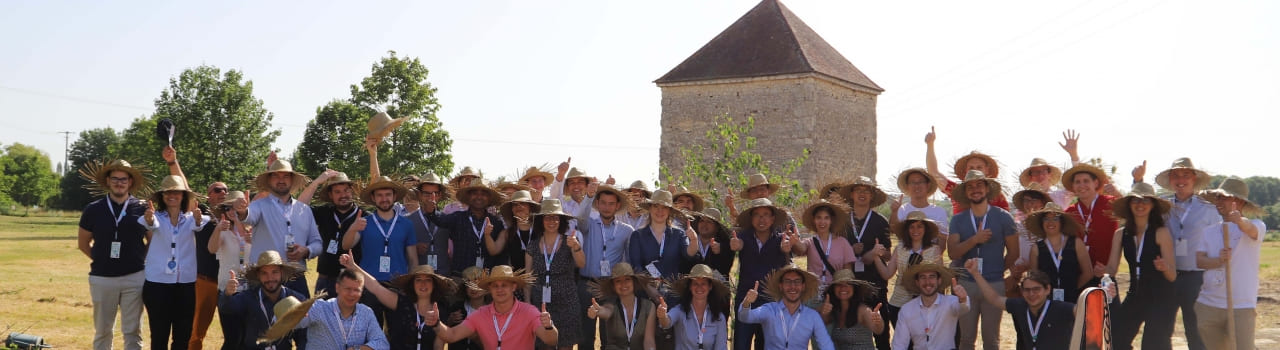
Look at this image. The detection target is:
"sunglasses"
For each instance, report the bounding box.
[211,187,229,194]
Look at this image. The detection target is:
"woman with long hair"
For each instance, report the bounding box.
[658,264,731,350]
[588,263,658,350]
[524,199,586,350]
[868,210,943,332]
[1105,183,1178,350]
[1025,203,1093,303]
[818,269,883,350]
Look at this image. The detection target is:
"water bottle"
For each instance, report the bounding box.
[1100,274,1115,303]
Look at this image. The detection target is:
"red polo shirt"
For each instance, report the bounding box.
[943,179,1011,214]
[1065,194,1118,267]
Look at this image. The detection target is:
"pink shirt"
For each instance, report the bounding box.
[804,234,856,282]
[462,301,542,349]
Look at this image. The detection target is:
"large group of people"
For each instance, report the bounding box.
[77,126,1265,350]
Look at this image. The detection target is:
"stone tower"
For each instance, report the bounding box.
[656,0,883,190]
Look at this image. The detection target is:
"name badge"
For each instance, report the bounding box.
[600,260,611,276]
[1052,288,1065,302]
[285,235,296,247]
[974,257,984,275]
[542,286,552,304]
[427,254,438,270]
[165,260,177,275]
[645,262,662,278]
[379,255,391,273]
[854,259,865,272]
[1175,239,1189,257]
[326,239,339,255]
[110,241,122,259]
[475,257,484,269]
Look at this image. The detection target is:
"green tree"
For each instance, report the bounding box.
[295,51,453,178]
[58,128,122,209]
[660,114,811,211]
[112,65,280,190]
[2,143,60,208]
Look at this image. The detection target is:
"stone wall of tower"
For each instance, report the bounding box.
[658,73,877,191]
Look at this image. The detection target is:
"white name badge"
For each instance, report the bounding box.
[974,257,984,275]
[110,241,122,259]
[165,260,177,275]
[326,239,339,255]
[1175,239,1189,257]
[475,257,484,268]
[427,254,438,269]
[542,286,552,304]
[855,259,865,272]
[285,235,296,247]
[1052,288,1065,302]
[600,260,611,276]
[379,255,391,273]
[646,262,662,278]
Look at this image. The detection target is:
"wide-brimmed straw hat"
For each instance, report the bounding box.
[245,251,304,284]
[456,178,505,208]
[560,167,590,195]
[668,264,731,301]
[592,263,655,299]
[150,175,200,209]
[82,159,149,195]
[817,181,848,200]
[500,190,542,224]
[1011,183,1051,214]
[1023,202,1085,239]
[843,176,888,208]
[826,269,877,303]
[690,207,728,233]
[950,170,1002,207]
[594,185,634,213]
[626,180,653,199]
[801,197,851,235]
[518,166,555,186]
[739,173,780,198]
[256,292,326,344]
[494,181,532,194]
[534,199,574,222]
[253,160,311,194]
[1019,158,1063,188]
[894,211,941,245]
[1198,177,1262,216]
[735,198,789,231]
[360,176,409,206]
[449,166,482,188]
[413,173,453,201]
[1111,182,1172,219]
[901,263,955,295]
[317,172,358,204]
[220,190,247,207]
[456,266,487,295]
[764,265,821,302]
[1060,164,1109,190]
[895,168,938,196]
[672,187,707,212]
[390,264,457,302]
[474,265,535,290]
[367,111,409,141]
[1155,157,1213,192]
[954,151,999,178]
[642,190,678,211]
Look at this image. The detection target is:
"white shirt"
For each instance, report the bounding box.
[139,211,209,284]
[215,229,251,291]
[244,196,322,271]
[1196,219,1265,309]
[896,202,951,236]
[893,294,969,350]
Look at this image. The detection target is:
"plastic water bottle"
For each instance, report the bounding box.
[1100,274,1115,303]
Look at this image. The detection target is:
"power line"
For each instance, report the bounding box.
[0,85,152,111]
[453,138,656,151]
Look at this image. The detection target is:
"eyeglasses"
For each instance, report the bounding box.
[211,187,229,194]
[108,176,131,184]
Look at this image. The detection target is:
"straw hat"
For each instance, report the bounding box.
[449,166,482,188]
[1155,157,1212,192]
[413,173,453,201]
[149,175,199,209]
[642,190,678,211]
[826,269,877,303]
[950,170,1002,207]
[593,263,655,299]
[1060,164,1109,190]
[360,176,409,206]
[801,197,851,235]
[390,264,457,302]
[456,178,504,208]
[475,265,536,290]
[534,199,574,222]
[253,160,311,194]
[561,167,590,195]
[739,173,780,198]
[894,211,941,245]
[900,263,955,295]
[500,190,542,224]
[735,198,789,231]
[764,265,821,302]
[895,168,938,196]
[256,292,326,344]
[1198,177,1262,216]
[366,112,409,141]
[494,181,532,194]
[456,266,487,295]
[672,187,707,212]
[843,176,888,208]
[518,166,555,186]
[593,185,634,213]
[668,264,731,301]
[83,159,149,195]
[1111,182,1172,219]
[690,207,727,232]
[954,151,999,178]
[817,181,848,200]
[626,180,653,199]
[1019,158,1063,188]
[317,172,358,204]
[245,251,304,284]
[1011,183,1051,214]
[1023,202,1085,239]
[220,190,247,207]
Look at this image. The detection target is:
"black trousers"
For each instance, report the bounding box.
[1174,270,1206,350]
[143,281,195,350]
[1114,283,1178,350]
[216,290,243,350]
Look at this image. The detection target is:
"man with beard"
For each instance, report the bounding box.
[571,184,636,349]
[892,263,970,350]
[219,251,308,349]
[234,159,323,297]
[923,127,1011,214]
[737,265,834,350]
[947,170,1017,350]
[293,169,359,297]
[409,173,454,275]
[964,259,1080,350]
[343,176,417,327]
[160,145,230,350]
[729,198,800,350]
[434,265,560,349]
[423,178,506,270]
[79,159,150,350]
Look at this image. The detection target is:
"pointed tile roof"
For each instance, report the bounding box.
[655,0,882,92]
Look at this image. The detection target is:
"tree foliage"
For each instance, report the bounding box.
[58,128,122,209]
[2,143,60,207]
[660,114,811,211]
[295,51,452,178]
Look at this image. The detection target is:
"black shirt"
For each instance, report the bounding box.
[424,210,506,272]
[313,204,362,277]
[194,203,219,279]
[1006,298,1075,350]
[80,196,148,277]
[846,210,892,287]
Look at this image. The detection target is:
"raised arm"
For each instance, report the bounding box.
[365,138,380,180]
[568,231,587,269]
[963,258,1006,311]
[340,253,399,309]
[162,146,184,178]
[924,126,946,183]
[298,169,338,204]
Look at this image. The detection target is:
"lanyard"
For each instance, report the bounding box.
[1173,198,1192,231]
[971,211,987,255]
[694,306,710,346]
[415,303,426,350]
[918,297,942,344]
[852,209,873,242]
[468,216,485,241]
[335,208,358,227]
[106,196,130,240]
[1134,231,1147,278]
[416,210,438,248]
[333,302,356,347]
[654,228,667,257]
[777,305,803,348]
[1026,301,1050,347]
[258,288,280,326]
[1075,196,1098,232]
[601,220,619,254]
[816,235,834,275]
[169,213,184,262]
[491,309,516,349]
[1044,236,1064,271]
[373,213,399,255]
[542,235,562,283]
[622,297,639,339]
[517,229,532,251]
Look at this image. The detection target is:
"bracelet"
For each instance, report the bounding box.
[572,248,582,252]
[544,325,553,330]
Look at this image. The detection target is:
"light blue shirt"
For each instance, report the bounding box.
[139,211,208,283]
[575,197,634,278]
[1163,194,1221,271]
[665,304,729,350]
[737,301,833,350]
[245,196,323,270]
[295,299,389,350]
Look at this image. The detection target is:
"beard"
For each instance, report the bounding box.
[263,281,282,294]
[376,202,394,212]
[272,185,292,196]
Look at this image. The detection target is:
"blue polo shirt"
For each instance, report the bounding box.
[356,211,417,281]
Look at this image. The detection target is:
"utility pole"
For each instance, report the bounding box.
[58,131,73,175]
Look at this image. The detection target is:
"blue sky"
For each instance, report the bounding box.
[1,0,1276,191]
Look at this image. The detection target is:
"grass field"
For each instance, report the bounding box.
[1,215,1276,349]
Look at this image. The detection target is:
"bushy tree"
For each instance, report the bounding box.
[661,114,811,211]
[2,143,60,208]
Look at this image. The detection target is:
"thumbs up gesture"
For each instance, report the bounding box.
[587,298,601,319]
[225,270,239,294]
[540,303,554,328]
[729,230,743,252]
[349,209,367,233]
[423,302,440,327]
[819,295,833,316]
[483,217,494,235]
[656,297,670,323]
[780,232,794,252]
[868,238,887,259]
[952,278,969,300]
[710,239,721,255]
[743,281,760,305]
[870,303,884,326]
[566,230,582,251]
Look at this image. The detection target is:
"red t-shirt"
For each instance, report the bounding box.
[943,179,1011,214]
[462,301,542,349]
[1065,194,1118,267]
